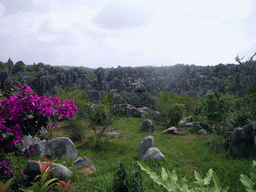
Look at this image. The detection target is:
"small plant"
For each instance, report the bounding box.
[112,163,143,192]
[23,160,58,192]
[63,117,85,142]
[0,177,14,192]
[56,180,77,192]
[137,161,229,192]
[232,111,250,128]
[240,160,256,191]
[86,103,119,144]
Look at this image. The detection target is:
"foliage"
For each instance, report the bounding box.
[99,90,116,108]
[137,161,230,192]
[112,163,143,192]
[240,160,256,191]
[22,160,58,192]
[202,89,229,133]
[0,84,78,153]
[56,180,77,192]
[85,103,119,143]
[0,177,14,192]
[155,91,184,128]
[63,117,86,142]
[232,111,250,128]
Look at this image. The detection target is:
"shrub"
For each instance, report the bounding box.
[85,103,119,143]
[112,163,143,192]
[63,117,85,142]
[137,161,230,192]
[202,89,229,133]
[233,111,250,128]
[155,92,184,128]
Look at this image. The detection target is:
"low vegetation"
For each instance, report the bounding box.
[1,77,256,191]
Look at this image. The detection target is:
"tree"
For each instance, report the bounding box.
[155,91,184,128]
[85,103,119,144]
[13,61,25,74]
[203,89,229,133]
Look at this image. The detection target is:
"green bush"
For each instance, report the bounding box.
[155,92,184,128]
[112,163,143,192]
[62,117,85,142]
[233,111,250,128]
[203,89,229,133]
[137,161,230,192]
[85,103,119,143]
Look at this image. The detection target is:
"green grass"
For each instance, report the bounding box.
[7,117,254,191]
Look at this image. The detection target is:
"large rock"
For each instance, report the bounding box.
[70,156,96,175]
[228,123,256,158]
[23,161,72,182]
[179,116,193,126]
[31,137,77,159]
[140,136,154,157]
[185,122,209,133]
[163,127,178,134]
[142,147,164,161]
[21,135,42,148]
[139,119,157,132]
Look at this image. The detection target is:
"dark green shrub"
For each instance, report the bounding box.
[233,111,250,128]
[203,89,229,133]
[112,163,143,192]
[62,117,85,142]
[155,91,184,128]
[85,103,119,143]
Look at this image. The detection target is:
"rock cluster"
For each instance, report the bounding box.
[140,136,164,161]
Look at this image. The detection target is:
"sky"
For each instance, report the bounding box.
[0,0,255,68]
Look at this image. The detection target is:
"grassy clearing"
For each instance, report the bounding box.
[9,117,253,191]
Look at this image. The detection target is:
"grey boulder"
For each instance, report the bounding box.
[163,127,178,134]
[139,119,157,132]
[31,137,77,159]
[23,161,72,181]
[140,136,154,157]
[70,156,96,175]
[228,123,256,158]
[142,147,165,161]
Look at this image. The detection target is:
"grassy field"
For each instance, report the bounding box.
[10,117,254,191]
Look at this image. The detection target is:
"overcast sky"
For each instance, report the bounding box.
[0,0,255,68]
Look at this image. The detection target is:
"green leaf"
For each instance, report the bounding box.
[222,186,230,192]
[240,174,255,191]
[212,171,222,191]
[180,177,189,189]
[161,167,169,181]
[194,171,203,184]
[203,169,213,185]
[170,169,178,183]
[137,161,177,192]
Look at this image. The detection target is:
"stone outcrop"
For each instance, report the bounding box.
[228,123,256,158]
[140,136,164,161]
[21,135,42,149]
[23,161,72,182]
[30,137,77,159]
[140,136,154,157]
[70,156,96,175]
[139,119,157,132]
[163,127,178,134]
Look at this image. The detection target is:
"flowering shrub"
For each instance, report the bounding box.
[22,145,34,157]
[0,84,78,152]
[0,160,14,181]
